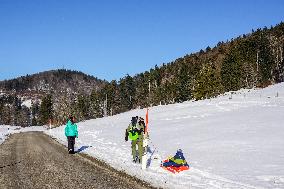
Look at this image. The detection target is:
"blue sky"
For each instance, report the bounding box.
[0,0,284,81]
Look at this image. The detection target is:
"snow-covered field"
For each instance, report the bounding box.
[1,82,284,189]
[45,82,284,189]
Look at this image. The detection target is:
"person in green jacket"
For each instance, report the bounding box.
[125,116,144,163]
[65,116,78,154]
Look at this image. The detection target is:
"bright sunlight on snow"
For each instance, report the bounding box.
[33,83,284,188]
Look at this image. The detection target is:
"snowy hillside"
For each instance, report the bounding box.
[46,83,284,189]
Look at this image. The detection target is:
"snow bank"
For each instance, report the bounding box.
[0,125,46,144]
[0,125,19,144]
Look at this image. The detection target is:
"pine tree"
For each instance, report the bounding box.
[221,47,245,91]
[107,80,120,115]
[90,90,103,118]
[77,94,90,120]
[258,34,275,85]
[119,75,135,111]
[39,94,53,125]
[134,73,149,108]
[193,63,223,100]
[31,102,40,126]
[175,61,192,102]
[17,106,30,127]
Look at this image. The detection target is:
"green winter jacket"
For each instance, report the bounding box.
[65,120,78,138]
[126,122,144,141]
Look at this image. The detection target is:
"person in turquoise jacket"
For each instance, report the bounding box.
[65,116,78,154]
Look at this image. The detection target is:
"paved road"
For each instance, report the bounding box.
[0,132,156,189]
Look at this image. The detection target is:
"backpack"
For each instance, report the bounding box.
[128,124,139,140]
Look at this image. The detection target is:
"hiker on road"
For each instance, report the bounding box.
[65,116,78,154]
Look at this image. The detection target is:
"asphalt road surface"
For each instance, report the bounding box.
[0,132,156,189]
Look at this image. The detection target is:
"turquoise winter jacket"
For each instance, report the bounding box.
[65,120,78,138]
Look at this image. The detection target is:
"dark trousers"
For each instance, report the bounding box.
[67,136,75,153]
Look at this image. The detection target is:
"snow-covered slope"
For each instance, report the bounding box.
[44,82,283,188]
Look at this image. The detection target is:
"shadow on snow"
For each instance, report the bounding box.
[75,145,92,153]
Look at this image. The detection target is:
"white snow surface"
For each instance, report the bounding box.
[46,83,284,189]
[1,83,284,188]
[21,99,32,108]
